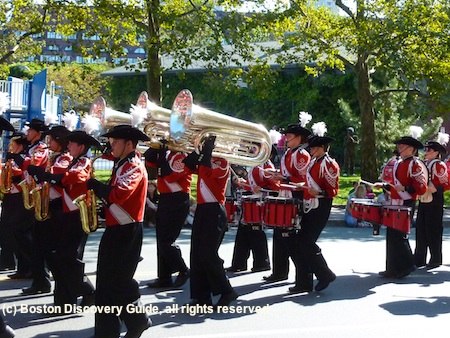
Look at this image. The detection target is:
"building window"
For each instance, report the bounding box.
[134,48,145,54]
[47,44,59,51]
[64,45,73,51]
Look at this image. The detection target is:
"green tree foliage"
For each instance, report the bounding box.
[0,0,53,67]
[217,0,450,180]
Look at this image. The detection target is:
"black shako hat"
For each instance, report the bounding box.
[282,124,312,137]
[424,141,447,155]
[43,125,71,141]
[65,130,102,149]
[394,136,424,150]
[307,135,335,147]
[7,131,29,147]
[101,124,150,142]
[0,116,15,133]
[25,118,49,132]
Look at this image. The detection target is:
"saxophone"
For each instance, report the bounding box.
[74,189,98,234]
[19,175,36,210]
[73,155,102,234]
[31,182,50,221]
[0,160,13,194]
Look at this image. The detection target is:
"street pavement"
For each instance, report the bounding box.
[2,221,450,338]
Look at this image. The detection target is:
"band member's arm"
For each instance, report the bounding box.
[403,161,427,196]
[22,143,48,170]
[88,162,144,203]
[320,159,340,198]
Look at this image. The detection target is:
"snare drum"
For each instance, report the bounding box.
[350,198,373,220]
[263,196,299,228]
[382,205,411,233]
[241,195,263,224]
[361,203,383,224]
[225,197,237,223]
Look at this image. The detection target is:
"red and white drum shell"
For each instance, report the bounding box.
[350,198,373,220]
[225,197,237,223]
[263,196,299,228]
[382,205,411,234]
[361,203,383,224]
[241,195,263,225]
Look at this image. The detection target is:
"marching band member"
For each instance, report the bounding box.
[264,113,312,284]
[0,118,18,273]
[226,145,279,273]
[144,142,192,288]
[291,122,339,293]
[28,128,96,310]
[376,127,428,279]
[414,132,450,269]
[87,125,151,338]
[7,119,50,295]
[183,136,238,307]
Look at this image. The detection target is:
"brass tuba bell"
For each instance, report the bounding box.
[168,89,272,167]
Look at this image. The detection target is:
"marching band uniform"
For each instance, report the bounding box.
[88,125,151,338]
[8,119,51,294]
[265,123,311,283]
[144,147,191,288]
[227,158,278,272]
[291,130,338,293]
[183,136,238,307]
[379,134,427,279]
[414,136,449,269]
[0,134,29,276]
[28,128,96,309]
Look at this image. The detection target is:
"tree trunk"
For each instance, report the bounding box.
[146,0,162,105]
[356,55,378,181]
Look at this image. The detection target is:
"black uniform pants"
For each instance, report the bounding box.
[231,223,270,270]
[269,228,298,278]
[386,200,415,274]
[2,193,33,275]
[95,222,148,338]
[47,210,94,306]
[414,200,444,266]
[190,203,233,301]
[295,199,334,284]
[155,192,189,280]
[0,194,18,270]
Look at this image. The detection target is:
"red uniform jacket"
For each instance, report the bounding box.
[280,146,311,184]
[49,152,73,203]
[304,154,340,200]
[380,157,397,185]
[391,156,427,201]
[146,150,192,194]
[246,161,280,192]
[60,156,91,213]
[196,157,229,205]
[426,159,450,191]
[104,151,148,226]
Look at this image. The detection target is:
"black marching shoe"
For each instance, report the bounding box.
[186,298,213,307]
[173,269,190,288]
[262,274,288,283]
[22,285,51,295]
[426,262,440,270]
[225,266,247,273]
[0,325,15,338]
[146,278,173,288]
[215,290,238,307]
[315,273,336,292]
[80,292,95,307]
[251,266,271,273]
[288,285,313,294]
[7,272,32,280]
[378,270,396,278]
[123,318,152,338]
[394,265,416,279]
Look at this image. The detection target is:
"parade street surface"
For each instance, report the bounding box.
[2,218,450,338]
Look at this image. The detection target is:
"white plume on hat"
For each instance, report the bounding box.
[0,92,9,115]
[81,114,101,135]
[21,125,29,135]
[409,125,423,140]
[62,110,79,131]
[298,111,312,128]
[311,121,327,137]
[269,128,282,144]
[436,132,450,146]
[129,104,147,127]
[44,111,59,126]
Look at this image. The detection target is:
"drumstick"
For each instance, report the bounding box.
[359,179,377,186]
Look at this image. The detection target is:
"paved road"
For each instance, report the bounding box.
[2,224,450,338]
